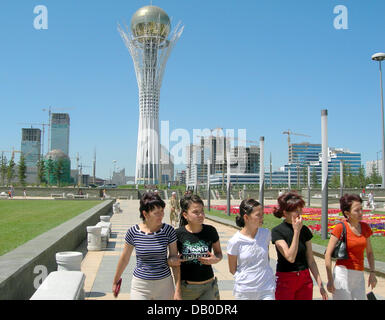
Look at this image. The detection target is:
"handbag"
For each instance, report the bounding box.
[367,291,377,300]
[331,222,348,260]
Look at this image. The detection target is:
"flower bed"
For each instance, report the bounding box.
[209,205,385,236]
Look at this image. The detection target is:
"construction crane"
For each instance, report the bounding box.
[18,122,49,156]
[282,129,311,146]
[282,130,311,161]
[0,149,22,160]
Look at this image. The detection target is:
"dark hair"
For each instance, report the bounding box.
[236,198,261,228]
[179,194,204,227]
[273,192,305,218]
[139,191,165,221]
[340,194,362,217]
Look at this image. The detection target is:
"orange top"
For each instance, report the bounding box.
[332,221,373,271]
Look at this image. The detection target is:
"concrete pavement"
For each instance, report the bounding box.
[81,199,385,300]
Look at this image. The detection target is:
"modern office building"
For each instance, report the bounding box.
[186,135,260,188]
[160,145,174,184]
[206,144,362,187]
[50,113,70,156]
[176,170,186,185]
[289,143,321,165]
[366,160,383,177]
[111,168,128,186]
[21,128,41,167]
[118,5,183,185]
[20,128,42,184]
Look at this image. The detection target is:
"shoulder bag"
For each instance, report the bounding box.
[331,222,348,260]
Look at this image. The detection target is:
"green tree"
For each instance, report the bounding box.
[369,163,382,185]
[18,154,27,186]
[0,155,7,186]
[7,156,15,186]
[37,159,46,185]
[344,164,353,188]
[301,166,308,187]
[357,166,366,188]
[54,158,64,187]
[45,158,54,186]
[311,167,319,187]
[330,172,340,188]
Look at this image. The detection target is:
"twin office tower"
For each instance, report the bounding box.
[21,113,70,167]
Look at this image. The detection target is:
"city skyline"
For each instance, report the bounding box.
[1,1,385,180]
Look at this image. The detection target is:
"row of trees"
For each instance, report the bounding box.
[305,164,381,189]
[0,155,70,187]
[0,154,26,187]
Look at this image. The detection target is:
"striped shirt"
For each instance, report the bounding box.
[125,223,177,280]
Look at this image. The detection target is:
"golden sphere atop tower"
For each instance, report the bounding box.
[131,6,171,42]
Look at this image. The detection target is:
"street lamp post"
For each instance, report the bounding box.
[372,52,385,187]
[226,152,231,216]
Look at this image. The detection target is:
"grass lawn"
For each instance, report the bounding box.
[205,208,385,263]
[0,200,102,256]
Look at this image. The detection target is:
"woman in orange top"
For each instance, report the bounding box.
[325,194,377,300]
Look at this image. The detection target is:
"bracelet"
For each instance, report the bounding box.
[370,270,376,273]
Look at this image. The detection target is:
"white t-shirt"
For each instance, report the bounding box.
[227,228,275,293]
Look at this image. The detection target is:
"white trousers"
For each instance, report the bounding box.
[130,275,175,300]
[333,265,366,300]
[234,290,275,300]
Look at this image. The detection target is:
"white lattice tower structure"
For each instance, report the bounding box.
[118,6,183,184]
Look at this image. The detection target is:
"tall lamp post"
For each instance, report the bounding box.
[372,52,385,187]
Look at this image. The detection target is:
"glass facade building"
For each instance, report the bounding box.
[50,113,70,156]
[21,128,41,167]
[207,143,362,187]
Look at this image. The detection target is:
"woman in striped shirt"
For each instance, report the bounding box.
[112,192,180,300]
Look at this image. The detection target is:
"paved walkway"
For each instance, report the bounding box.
[81,199,385,300]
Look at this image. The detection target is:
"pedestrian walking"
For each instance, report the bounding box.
[324,194,377,300]
[368,191,375,210]
[169,192,180,228]
[112,191,180,300]
[23,188,27,199]
[227,199,275,300]
[271,192,328,300]
[169,194,222,300]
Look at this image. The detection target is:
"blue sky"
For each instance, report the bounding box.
[0,0,385,180]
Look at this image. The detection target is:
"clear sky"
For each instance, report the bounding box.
[1,0,385,180]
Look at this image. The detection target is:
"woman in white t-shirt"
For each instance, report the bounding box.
[227,198,275,300]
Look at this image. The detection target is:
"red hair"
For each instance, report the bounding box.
[273,192,305,218]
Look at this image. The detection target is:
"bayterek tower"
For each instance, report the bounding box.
[118,6,183,185]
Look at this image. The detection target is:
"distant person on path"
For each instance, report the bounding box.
[99,189,103,200]
[169,192,180,228]
[271,192,328,300]
[169,194,222,300]
[227,199,275,300]
[368,191,375,210]
[112,192,180,300]
[23,188,27,199]
[103,189,107,200]
[324,194,377,300]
